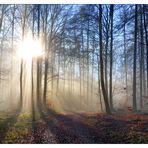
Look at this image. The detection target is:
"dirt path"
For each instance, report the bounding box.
[45,112,123,143]
[1,112,148,143]
[44,112,148,143]
[47,113,97,143]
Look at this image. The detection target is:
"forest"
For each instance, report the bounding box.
[0,4,148,144]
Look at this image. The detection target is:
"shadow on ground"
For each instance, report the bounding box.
[39,113,128,143]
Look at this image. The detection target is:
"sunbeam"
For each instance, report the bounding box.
[17,33,43,61]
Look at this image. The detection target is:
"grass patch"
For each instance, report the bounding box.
[1,112,33,143]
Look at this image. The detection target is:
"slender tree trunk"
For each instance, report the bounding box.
[109,4,114,111]
[20,60,23,108]
[78,35,82,106]
[31,5,35,124]
[36,4,43,115]
[43,5,50,108]
[105,6,109,99]
[91,48,94,107]
[99,80,103,112]
[143,5,148,93]
[86,14,90,106]
[79,46,82,105]
[81,22,85,102]
[123,22,128,96]
[10,5,15,106]
[133,5,138,112]
[97,55,103,112]
[20,5,27,109]
[140,5,144,109]
[56,46,60,96]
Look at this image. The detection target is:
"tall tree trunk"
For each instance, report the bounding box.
[133,5,138,112]
[36,5,42,115]
[140,5,144,109]
[123,21,128,96]
[105,6,109,100]
[20,5,27,109]
[109,4,114,110]
[97,55,103,112]
[143,5,148,93]
[31,5,35,124]
[81,22,85,102]
[91,37,95,106]
[79,43,82,106]
[10,5,15,106]
[99,5,111,114]
[86,11,90,106]
[43,5,48,107]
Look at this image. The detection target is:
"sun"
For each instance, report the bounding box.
[17,33,43,61]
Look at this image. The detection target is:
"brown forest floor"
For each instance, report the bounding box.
[1,111,148,144]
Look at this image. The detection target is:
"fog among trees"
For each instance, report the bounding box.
[0,4,148,144]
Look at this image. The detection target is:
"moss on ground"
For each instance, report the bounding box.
[1,112,33,144]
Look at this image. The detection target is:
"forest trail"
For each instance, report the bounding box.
[46,113,99,143]
[1,112,148,143]
[35,112,148,143]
